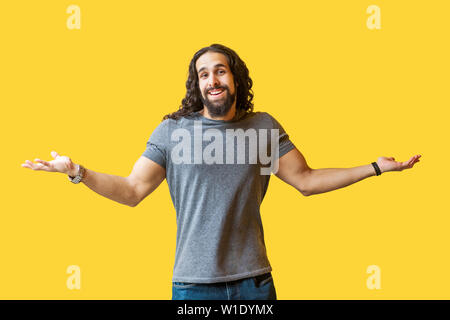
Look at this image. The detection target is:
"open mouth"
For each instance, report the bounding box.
[208,89,225,97]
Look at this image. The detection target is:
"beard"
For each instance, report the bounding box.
[200,85,237,118]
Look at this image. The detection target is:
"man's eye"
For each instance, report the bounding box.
[219,70,225,74]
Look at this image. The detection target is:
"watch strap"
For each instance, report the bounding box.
[68,164,85,184]
[371,162,382,176]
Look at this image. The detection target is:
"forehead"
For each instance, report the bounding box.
[196,51,230,73]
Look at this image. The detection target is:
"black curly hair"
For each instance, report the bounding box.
[163,44,254,121]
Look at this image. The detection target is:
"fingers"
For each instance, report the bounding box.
[35,158,51,167]
[22,158,55,171]
[407,154,421,167]
[22,160,46,171]
[22,151,62,172]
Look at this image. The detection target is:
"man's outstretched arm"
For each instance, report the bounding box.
[21,151,166,207]
[275,148,421,196]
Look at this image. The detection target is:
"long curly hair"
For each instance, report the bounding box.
[162,44,254,121]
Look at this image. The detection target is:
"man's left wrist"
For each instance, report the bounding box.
[371,162,382,176]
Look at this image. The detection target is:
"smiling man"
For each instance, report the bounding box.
[22,43,421,300]
[197,51,237,118]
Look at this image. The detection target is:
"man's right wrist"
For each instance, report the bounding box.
[68,163,80,177]
[68,164,86,184]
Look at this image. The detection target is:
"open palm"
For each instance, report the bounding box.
[21,151,76,175]
[377,154,421,173]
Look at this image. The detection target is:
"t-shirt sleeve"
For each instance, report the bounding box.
[265,112,296,159]
[142,120,169,169]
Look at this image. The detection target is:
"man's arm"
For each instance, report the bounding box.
[79,167,141,207]
[126,156,166,206]
[275,148,421,196]
[79,156,165,207]
[22,152,165,207]
[274,148,313,196]
[297,164,377,196]
[81,156,165,207]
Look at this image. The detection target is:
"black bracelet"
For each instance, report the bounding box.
[371,162,382,176]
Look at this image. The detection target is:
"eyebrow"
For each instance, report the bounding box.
[197,63,228,75]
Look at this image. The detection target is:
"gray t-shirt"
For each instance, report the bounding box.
[142,108,295,283]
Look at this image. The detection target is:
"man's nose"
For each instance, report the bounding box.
[207,74,220,88]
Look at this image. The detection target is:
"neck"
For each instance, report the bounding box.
[199,104,237,121]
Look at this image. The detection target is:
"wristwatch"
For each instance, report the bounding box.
[68,164,86,184]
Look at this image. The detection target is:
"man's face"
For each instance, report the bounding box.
[196,51,237,117]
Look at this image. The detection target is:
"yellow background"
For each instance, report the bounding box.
[1,0,448,299]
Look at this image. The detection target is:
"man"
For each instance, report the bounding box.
[21,44,421,300]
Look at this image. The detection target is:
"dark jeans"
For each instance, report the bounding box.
[172,272,277,300]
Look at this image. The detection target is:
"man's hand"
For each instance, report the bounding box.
[377,154,421,173]
[21,151,77,176]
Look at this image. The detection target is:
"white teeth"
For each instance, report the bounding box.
[209,89,223,95]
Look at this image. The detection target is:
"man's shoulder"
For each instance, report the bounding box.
[248,111,290,133]
[157,115,190,129]
[246,110,276,126]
